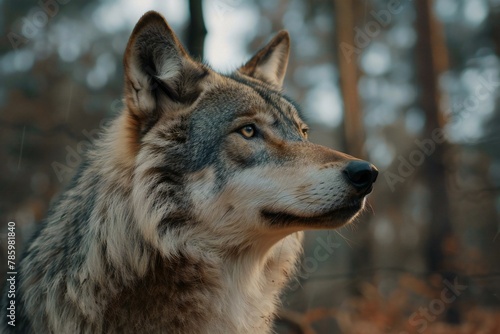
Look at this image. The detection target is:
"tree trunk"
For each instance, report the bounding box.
[414,0,459,324]
[334,0,369,296]
[334,0,365,158]
[187,0,207,60]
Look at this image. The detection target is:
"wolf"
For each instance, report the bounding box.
[1,11,378,334]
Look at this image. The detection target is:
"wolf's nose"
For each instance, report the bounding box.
[343,161,378,193]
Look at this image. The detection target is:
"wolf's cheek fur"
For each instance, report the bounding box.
[222,135,259,167]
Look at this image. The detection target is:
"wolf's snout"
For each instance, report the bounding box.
[343,161,378,193]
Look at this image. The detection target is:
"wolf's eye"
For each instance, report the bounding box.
[302,128,309,139]
[239,125,256,138]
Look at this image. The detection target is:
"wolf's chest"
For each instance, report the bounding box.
[103,254,223,333]
[101,243,299,334]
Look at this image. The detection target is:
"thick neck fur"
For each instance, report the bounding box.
[17,114,303,334]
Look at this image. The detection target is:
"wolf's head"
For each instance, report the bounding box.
[116,11,377,250]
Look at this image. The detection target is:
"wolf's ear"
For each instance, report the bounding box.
[239,31,290,88]
[123,11,207,123]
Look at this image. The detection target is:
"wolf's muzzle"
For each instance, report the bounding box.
[343,160,378,194]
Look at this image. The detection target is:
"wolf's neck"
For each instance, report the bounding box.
[210,232,303,333]
[98,229,302,334]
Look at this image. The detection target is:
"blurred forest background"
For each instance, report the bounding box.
[1,0,500,333]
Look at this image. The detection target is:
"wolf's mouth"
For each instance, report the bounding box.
[261,199,364,227]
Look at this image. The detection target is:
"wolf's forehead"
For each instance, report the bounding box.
[210,74,303,124]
